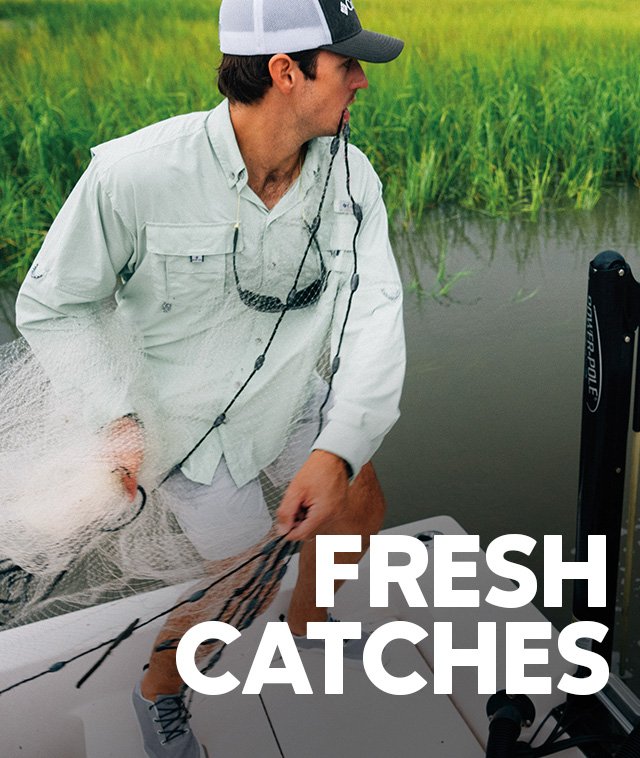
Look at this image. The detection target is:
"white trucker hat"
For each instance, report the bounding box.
[219,0,404,63]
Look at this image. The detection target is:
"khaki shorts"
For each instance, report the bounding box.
[163,384,331,560]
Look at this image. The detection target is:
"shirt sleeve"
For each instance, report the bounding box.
[312,176,406,479]
[15,157,139,430]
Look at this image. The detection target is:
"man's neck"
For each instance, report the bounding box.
[229,102,306,210]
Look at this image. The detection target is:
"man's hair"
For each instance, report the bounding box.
[217,50,320,105]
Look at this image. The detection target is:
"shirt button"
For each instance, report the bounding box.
[161,302,172,312]
[255,338,262,345]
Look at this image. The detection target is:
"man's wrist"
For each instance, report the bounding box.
[311,449,353,479]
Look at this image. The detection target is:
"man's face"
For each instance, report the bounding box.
[295,50,369,139]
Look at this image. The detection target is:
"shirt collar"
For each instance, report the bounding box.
[206,99,329,196]
[205,100,247,190]
[299,137,326,196]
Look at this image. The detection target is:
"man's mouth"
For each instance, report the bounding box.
[343,97,356,120]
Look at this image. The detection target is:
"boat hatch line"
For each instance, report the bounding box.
[259,692,287,758]
[0,534,298,698]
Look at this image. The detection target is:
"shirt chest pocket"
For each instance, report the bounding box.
[146,223,240,311]
[326,214,358,276]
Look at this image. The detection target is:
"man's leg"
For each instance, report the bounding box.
[134,520,291,757]
[141,526,284,700]
[286,462,386,635]
[141,461,385,695]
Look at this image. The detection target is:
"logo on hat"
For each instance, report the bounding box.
[340,0,354,16]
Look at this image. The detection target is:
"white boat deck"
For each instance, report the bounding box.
[0,516,583,757]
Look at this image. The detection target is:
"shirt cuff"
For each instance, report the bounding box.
[86,395,137,434]
[311,420,373,482]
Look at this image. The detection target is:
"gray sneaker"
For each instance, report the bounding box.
[132,683,208,758]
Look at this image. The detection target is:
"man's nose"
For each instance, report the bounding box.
[351,61,369,90]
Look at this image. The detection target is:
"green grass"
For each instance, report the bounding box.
[1,0,640,286]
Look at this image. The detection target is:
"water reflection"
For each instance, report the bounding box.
[393,187,640,298]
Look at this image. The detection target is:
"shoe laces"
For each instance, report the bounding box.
[151,693,192,744]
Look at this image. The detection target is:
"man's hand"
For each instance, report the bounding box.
[277,450,350,541]
[104,415,145,501]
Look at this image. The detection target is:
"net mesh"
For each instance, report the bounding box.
[0,310,330,627]
[0,128,359,658]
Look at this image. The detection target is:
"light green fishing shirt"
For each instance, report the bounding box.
[16,100,405,487]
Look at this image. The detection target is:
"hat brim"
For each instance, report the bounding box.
[320,29,404,63]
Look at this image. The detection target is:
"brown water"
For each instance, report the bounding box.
[374,187,640,690]
[3,188,640,687]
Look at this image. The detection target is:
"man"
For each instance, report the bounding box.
[16,0,405,755]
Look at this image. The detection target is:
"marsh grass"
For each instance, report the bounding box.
[1,0,640,286]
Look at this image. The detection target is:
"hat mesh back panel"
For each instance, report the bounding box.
[219,0,331,55]
[262,0,325,34]
[219,0,255,33]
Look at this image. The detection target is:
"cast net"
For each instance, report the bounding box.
[0,125,363,682]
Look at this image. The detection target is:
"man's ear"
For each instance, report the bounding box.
[268,54,298,95]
